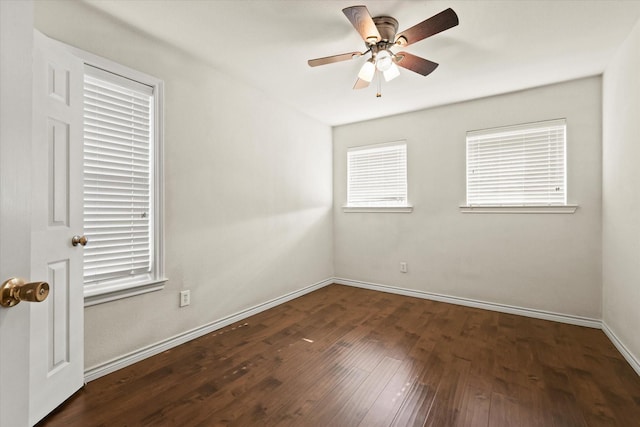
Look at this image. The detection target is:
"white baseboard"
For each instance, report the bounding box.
[84,277,334,383]
[602,322,640,376]
[334,277,602,329]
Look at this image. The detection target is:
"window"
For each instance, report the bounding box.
[465,119,569,209]
[82,64,165,305]
[346,141,410,212]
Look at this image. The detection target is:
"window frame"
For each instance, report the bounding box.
[461,119,577,214]
[68,46,166,306]
[343,140,412,213]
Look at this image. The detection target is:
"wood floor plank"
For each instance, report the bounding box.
[488,391,522,427]
[37,284,640,427]
[357,358,422,427]
[327,356,402,426]
[424,356,470,427]
[567,366,619,426]
[455,384,490,427]
[390,352,449,427]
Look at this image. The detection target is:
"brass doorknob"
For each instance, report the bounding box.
[71,235,88,247]
[0,278,50,308]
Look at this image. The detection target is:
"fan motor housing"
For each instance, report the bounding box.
[372,16,399,42]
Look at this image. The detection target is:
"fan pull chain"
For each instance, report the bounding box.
[376,70,382,98]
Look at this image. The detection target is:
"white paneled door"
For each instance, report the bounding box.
[29,31,84,425]
[0,2,32,426]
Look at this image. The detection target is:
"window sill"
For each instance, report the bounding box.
[459,204,578,214]
[343,205,413,213]
[84,277,168,307]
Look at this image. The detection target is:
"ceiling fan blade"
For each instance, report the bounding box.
[353,78,370,90]
[394,52,439,76]
[343,5,381,44]
[308,52,363,67]
[395,8,459,47]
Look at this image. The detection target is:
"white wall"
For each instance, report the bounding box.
[35,1,333,369]
[603,19,640,367]
[334,77,602,319]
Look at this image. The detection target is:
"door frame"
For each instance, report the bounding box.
[0,1,34,426]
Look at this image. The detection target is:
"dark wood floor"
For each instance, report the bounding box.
[38,284,640,427]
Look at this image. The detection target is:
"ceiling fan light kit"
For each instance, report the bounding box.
[308,5,459,97]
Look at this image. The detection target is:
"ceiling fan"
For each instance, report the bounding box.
[308,5,459,95]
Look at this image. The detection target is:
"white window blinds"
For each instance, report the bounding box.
[83,66,154,286]
[466,119,566,206]
[347,142,408,207]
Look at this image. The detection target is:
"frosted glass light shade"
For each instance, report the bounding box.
[358,60,375,82]
[383,62,400,81]
[375,50,393,72]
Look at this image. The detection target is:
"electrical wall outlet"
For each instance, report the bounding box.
[400,262,408,273]
[179,290,190,307]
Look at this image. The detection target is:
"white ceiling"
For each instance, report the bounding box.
[84,0,640,126]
